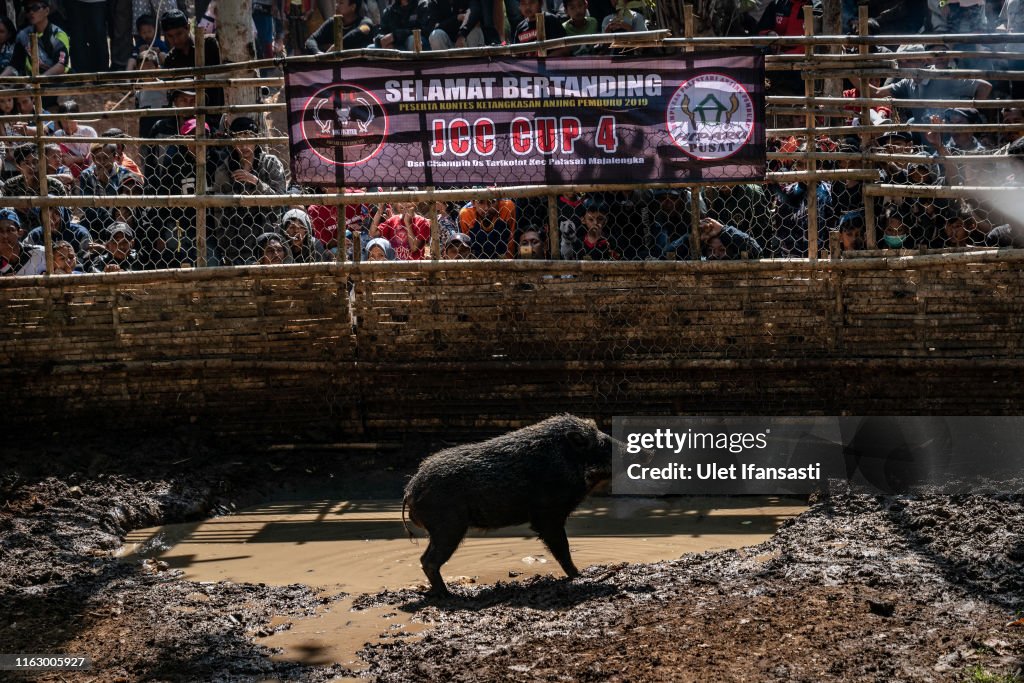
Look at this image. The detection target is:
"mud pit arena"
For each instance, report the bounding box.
[3,5,1024,682]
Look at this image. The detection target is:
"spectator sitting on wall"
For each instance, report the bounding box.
[255,231,290,264]
[999,107,1024,145]
[0,17,17,73]
[940,107,989,154]
[0,208,45,276]
[459,196,516,259]
[513,0,570,56]
[431,0,485,49]
[364,235,396,260]
[572,199,618,260]
[562,0,599,54]
[869,44,992,124]
[878,204,917,250]
[281,208,332,262]
[50,100,98,178]
[52,240,81,274]
[83,222,143,272]
[306,0,377,52]
[213,116,289,265]
[1,1,71,79]
[836,210,866,252]
[443,231,473,259]
[600,0,646,34]
[374,0,437,51]
[369,201,430,260]
[153,118,218,268]
[101,128,143,178]
[1,143,68,232]
[43,143,74,188]
[76,143,138,235]
[665,216,762,261]
[646,188,696,260]
[161,10,225,108]
[517,226,548,259]
[26,203,94,259]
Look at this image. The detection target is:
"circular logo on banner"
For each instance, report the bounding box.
[666,73,754,160]
[300,83,389,167]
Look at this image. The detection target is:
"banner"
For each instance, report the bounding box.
[285,53,766,188]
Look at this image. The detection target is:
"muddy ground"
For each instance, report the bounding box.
[2,432,1022,682]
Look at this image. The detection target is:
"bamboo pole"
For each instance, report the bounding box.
[411,29,439,262]
[334,26,347,266]
[194,24,208,269]
[683,3,701,261]
[3,248,1022,288]
[803,5,818,262]
[29,34,52,276]
[0,174,983,210]
[536,12,558,261]
[858,6,875,249]
[0,29,1012,86]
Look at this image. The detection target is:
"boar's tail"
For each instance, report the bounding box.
[401,498,417,542]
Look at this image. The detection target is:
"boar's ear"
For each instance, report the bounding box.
[567,430,589,451]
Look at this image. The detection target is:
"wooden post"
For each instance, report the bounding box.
[536,13,557,259]
[412,29,439,261]
[859,6,876,250]
[803,5,818,261]
[194,23,208,268]
[30,34,52,274]
[334,27,347,265]
[684,4,701,260]
[823,0,843,97]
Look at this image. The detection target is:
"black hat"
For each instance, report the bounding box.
[444,232,472,249]
[229,116,259,135]
[160,9,188,32]
[877,129,913,144]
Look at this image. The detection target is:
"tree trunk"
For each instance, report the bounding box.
[823,0,844,97]
[217,0,259,108]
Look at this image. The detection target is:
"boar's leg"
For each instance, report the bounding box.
[420,522,467,596]
[532,519,579,579]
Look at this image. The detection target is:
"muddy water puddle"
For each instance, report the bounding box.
[119,496,805,670]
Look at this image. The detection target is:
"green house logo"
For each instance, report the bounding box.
[679,92,741,128]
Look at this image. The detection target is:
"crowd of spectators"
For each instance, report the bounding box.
[0,1,1023,275]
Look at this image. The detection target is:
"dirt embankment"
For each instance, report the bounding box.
[2,435,1022,682]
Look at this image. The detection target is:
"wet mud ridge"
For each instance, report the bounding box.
[357,485,1024,682]
[2,438,1023,682]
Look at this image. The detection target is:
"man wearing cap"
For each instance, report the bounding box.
[83,222,142,272]
[443,231,473,259]
[160,9,224,107]
[1,1,71,78]
[869,44,992,123]
[26,204,94,260]
[0,209,46,276]
[213,116,288,265]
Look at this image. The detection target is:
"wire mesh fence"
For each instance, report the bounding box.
[0,25,1023,277]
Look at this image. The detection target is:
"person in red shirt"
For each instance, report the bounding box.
[369,201,430,260]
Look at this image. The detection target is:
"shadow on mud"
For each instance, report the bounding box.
[391,571,647,614]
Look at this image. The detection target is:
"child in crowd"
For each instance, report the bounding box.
[126,14,168,70]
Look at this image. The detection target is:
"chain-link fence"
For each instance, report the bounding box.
[1,25,1023,277]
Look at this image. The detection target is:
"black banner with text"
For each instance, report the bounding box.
[285,53,766,187]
